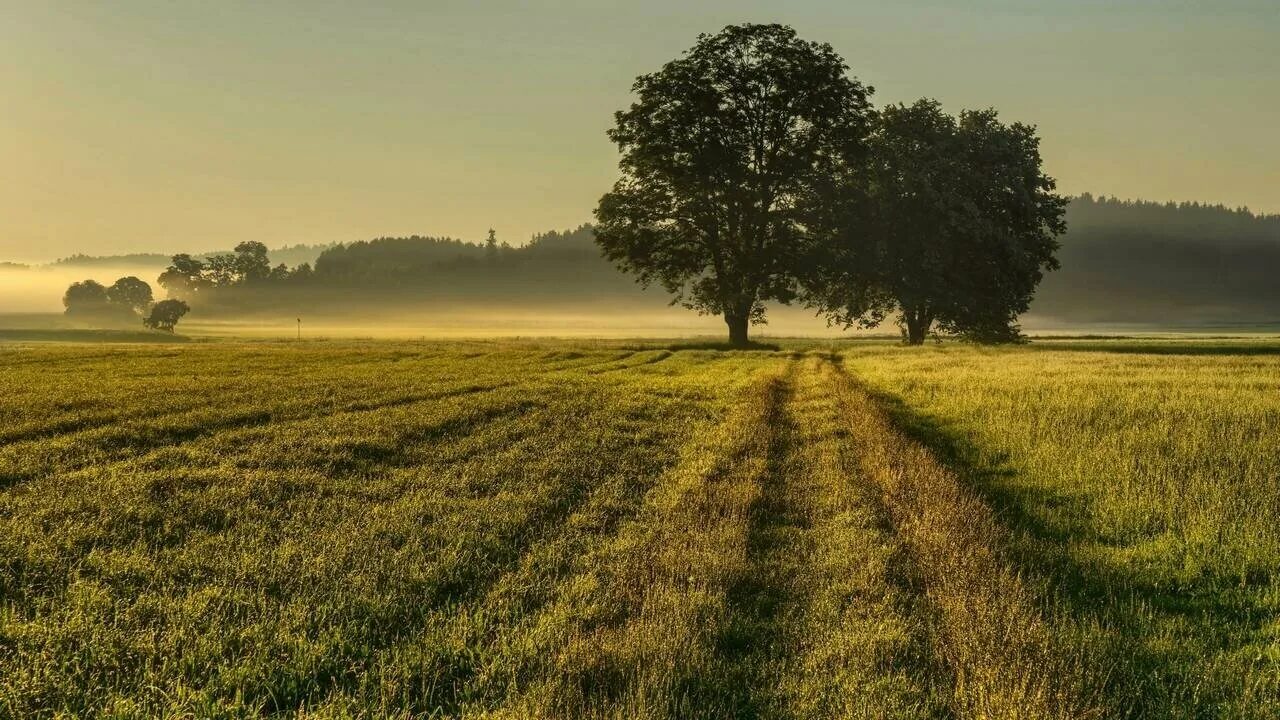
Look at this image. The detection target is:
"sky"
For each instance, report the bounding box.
[2,1,1277,263]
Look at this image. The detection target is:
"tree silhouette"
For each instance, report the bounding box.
[144,299,190,332]
[234,241,271,283]
[595,23,873,346]
[485,229,499,263]
[158,254,209,298]
[805,100,1066,344]
[105,276,154,315]
[62,280,110,316]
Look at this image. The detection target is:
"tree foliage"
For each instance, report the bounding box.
[594,23,874,346]
[158,245,310,299]
[804,99,1066,343]
[144,299,190,332]
[62,280,110,315]
[158,254,211,298]
[105,276,154,315]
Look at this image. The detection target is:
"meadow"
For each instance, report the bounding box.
[0,338,1276,719]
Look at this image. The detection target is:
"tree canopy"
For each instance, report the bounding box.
[803,99,1066,343]
[144,299,190,332]
[594,23,874,346]
[63,280,110,315]
[105,276,154,315]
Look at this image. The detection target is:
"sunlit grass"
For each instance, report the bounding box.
[2,338,1276,718]
[844,339,1280,718]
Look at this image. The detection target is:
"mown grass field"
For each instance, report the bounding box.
[1,338,1276,718]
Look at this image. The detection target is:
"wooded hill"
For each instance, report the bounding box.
[38,195,1280,328]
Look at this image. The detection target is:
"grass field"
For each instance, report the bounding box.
[1,338,1276,718]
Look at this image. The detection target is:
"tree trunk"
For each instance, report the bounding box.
[904,310,931,345]
[725,312,750,348]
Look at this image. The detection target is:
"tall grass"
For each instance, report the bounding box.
[3,338,1275,718]
[844,340,1280,718]
[826,358,1101,718]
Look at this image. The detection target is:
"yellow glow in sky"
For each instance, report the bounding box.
[2,1,1277,262]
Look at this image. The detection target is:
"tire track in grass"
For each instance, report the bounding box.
[715,356,945,719]
[429,360,773,719]
[0,349,629,450]
[0,352,642,492]
[826,358,1103,720]
[468,359,795,719]
[220,368,730,717]
[586,350,675,374]
[0,369,704,718]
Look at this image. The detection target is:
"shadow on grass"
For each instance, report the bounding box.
[0,328,190,343]
[1030,340,1280,356]
[662,340,783,352]
[856,383,1274,719]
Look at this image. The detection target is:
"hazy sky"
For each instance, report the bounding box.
[2,1,1277,262]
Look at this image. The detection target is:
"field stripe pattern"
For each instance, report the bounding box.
[4,340,1266,718]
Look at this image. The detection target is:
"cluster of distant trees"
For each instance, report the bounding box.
[157,241,314,297]
[62,277,189,332]
[50,243,334,270]
[308,227,610,291]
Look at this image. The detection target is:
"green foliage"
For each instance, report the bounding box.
[143,298,190,332]
[805,99,1067,344]
[233,241,272,283]
[1037,195,1280,324]
[595,23,874,345]
[105,276,154,314]
[159,243,310,300]
[61,278,110,314]
[64,276,156,323]
[157,253,211,298]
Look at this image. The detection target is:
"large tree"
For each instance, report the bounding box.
[594,23,873,346]
[806,99,1066,344]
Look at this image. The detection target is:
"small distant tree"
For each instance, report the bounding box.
[143,299,190,332]
[203,253,239,286]
[485,229,499,262]
[234,241,271,283]
[105,276,153,314]
[289,262,314,282]
[158,254,209,298]
[595,23,874,346]
[63,280,110,315]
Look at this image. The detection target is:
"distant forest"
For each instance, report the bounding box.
[30,195,1280,327]
[1036,195,1280,325]
[50,244,337,270]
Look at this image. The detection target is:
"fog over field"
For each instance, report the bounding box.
[8,194,1280,338]
[0,264,166,314]
[0,265,849,338]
